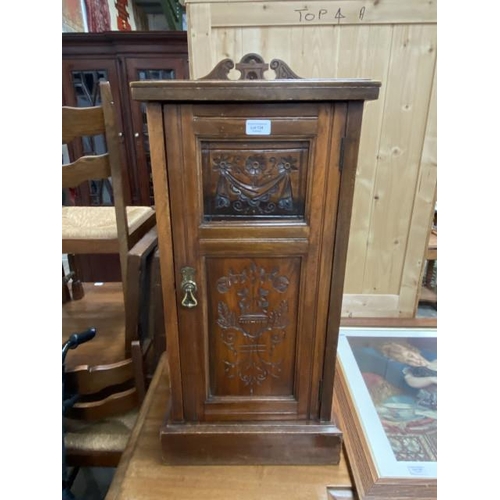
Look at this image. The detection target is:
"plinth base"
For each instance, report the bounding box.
[160,421,342,465]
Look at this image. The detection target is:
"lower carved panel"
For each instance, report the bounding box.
[207,258,301,397]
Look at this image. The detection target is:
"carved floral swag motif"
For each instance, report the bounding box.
[216,262,290,393]
[213,154,298,215]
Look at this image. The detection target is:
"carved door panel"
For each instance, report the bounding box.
[165,102,347,423]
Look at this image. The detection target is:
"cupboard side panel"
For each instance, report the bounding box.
[149,103,184,422]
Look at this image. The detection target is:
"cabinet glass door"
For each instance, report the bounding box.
[125,57,186,205]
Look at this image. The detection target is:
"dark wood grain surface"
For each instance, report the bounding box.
[134,72,378,464]
[130,78,381,102]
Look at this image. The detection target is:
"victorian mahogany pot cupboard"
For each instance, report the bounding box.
[130,55,380,465]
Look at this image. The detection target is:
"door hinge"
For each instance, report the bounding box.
[339,137,346,172]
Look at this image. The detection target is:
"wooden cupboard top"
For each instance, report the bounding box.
[130,78,381,102]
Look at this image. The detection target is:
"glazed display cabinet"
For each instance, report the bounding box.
[62,31,189,281]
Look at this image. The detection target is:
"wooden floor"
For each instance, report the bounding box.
[62,282,126,371]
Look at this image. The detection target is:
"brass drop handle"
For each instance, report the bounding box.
[180,266,198,308]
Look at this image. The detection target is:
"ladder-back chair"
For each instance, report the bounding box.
[62,80,155,301]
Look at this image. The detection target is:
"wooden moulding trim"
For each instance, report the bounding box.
[62,239,119,254]
[320,101,364,422]
[334,360,437,499]
[146,102,185,422]
[199,238,309,255]
[333,361,376,499]
[340,317,436,328]
[130,80,381,102]
[160,420,342,465]
[62,31,189,55]
[199,224,310,240]
[308,102,343,420]
[163,421,342,433]
[62,31,188,43]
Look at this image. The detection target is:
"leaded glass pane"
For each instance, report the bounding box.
[137,69,176,204]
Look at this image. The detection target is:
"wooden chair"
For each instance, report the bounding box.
[62,80,156,301]
[62,226,162,481]
[62,225,163,368]
[419,208,437,308]
[63,339,151,470]
[125,225,165,363]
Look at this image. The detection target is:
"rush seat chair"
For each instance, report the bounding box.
[62,80,156,302]
[62,331,151,497]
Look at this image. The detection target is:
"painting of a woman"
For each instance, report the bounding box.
[348,337,437,462]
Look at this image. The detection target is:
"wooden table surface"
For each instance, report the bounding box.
[106,353,354,500]
[62,282,126,371]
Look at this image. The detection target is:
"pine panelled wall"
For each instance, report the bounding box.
[184,0,437,317]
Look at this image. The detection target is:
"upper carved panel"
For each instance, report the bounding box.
[202,141,309,220]
[200,53,302,81]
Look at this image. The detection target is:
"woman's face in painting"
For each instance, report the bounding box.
[401,349,429,367]
[383,342,430,367]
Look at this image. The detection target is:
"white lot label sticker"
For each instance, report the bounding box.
[246,120,271,135]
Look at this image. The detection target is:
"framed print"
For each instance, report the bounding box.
[332,326,437,500]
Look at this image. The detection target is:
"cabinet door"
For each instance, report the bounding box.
[125,57,186,205]
[163,102,347,423]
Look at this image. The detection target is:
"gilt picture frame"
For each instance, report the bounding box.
[332,326,437,500]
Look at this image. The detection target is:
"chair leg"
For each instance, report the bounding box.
[67,254,85,300]
[62,465,80,499]
[425,259,436,289]
[62,265,72,304]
